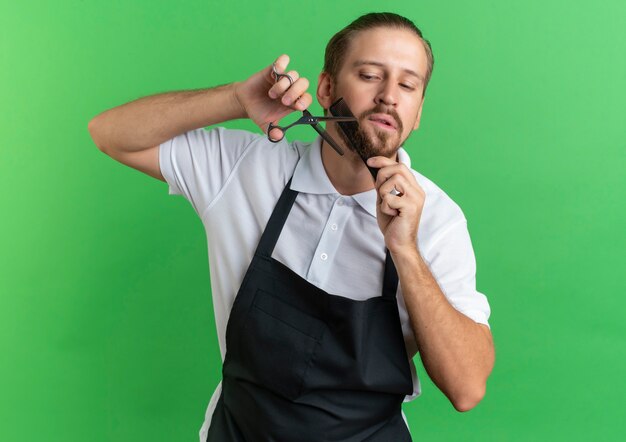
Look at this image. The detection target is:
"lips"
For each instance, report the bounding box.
[367,113,397,130]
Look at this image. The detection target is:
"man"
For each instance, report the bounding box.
[89,12,494,442]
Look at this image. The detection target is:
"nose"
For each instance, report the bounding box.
[375,80,398,107]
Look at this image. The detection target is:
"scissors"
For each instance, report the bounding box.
[267,63,357,156]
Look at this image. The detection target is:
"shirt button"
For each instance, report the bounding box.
[331,223,338,231]
[320,253,328,261]
[337,199,344,206]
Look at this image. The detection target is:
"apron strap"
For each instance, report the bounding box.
[383,249,399,299]
[254,177,299,258]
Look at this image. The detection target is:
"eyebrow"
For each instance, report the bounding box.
[352,60,424,82]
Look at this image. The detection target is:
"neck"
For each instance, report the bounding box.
[320,140,398,196]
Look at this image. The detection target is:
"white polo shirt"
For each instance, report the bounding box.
[159,127,491,440]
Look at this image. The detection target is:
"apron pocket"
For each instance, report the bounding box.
[238,288,326,400]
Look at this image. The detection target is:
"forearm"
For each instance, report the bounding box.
[88,83,245,153]
[392,247,494,411]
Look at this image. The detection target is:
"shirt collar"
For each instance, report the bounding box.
[291,136,412,218]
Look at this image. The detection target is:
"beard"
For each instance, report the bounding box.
[333,102,408,160]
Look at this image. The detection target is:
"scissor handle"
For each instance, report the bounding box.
[267,121,295,143]
[267,111,357,144]
[271,63,294,86]
[267,112,310,142]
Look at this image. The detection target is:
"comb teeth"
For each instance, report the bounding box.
[329,98,378,182]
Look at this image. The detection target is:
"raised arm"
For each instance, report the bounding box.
[87,54,312,180]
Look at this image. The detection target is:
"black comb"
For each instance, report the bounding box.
[328,98,378,182]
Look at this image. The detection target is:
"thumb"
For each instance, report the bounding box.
[268,54,290,81]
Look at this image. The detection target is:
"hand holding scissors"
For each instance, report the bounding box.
[267,63,357,156]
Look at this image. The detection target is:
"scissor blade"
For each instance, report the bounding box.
[295,115,357,125]
[310,124,344,156]
[310,116,358,122]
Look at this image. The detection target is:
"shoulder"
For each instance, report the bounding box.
[229,128,305,165]
[200,128,308,208]
[222,129,306,181]
[397,147,465,224]
[406,165,468,250]
[412,169,465,220]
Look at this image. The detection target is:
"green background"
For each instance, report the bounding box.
[1,0,624,440]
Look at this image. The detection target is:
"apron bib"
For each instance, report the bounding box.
[207,177,414,441]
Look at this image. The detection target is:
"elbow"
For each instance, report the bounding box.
[452,334,494,412]
[87,117,108,153]
[450,384,486,412]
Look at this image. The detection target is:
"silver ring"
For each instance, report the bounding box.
[390,186,401,196]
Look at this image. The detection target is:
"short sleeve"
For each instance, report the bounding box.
[159,127,261,216]
[423,220,491,328]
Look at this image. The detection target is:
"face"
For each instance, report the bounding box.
[319,27,428,159]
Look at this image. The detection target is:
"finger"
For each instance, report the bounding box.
[379,174,411,197]
[367,156,397,169]
[268,126,285,142]
[375,164,411,189]
[380,193,400,216]
[291,92,312,111]
[270,54,290,81]
[281,77,309,106]
[382,190,415,213]
[268,70,300,99]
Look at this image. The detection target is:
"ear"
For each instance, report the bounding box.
[412,97,425,130]
[317,71,333,111]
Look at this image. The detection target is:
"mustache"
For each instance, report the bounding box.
[358,106,403,131]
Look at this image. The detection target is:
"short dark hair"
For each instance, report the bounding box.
[323,12,435,96]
